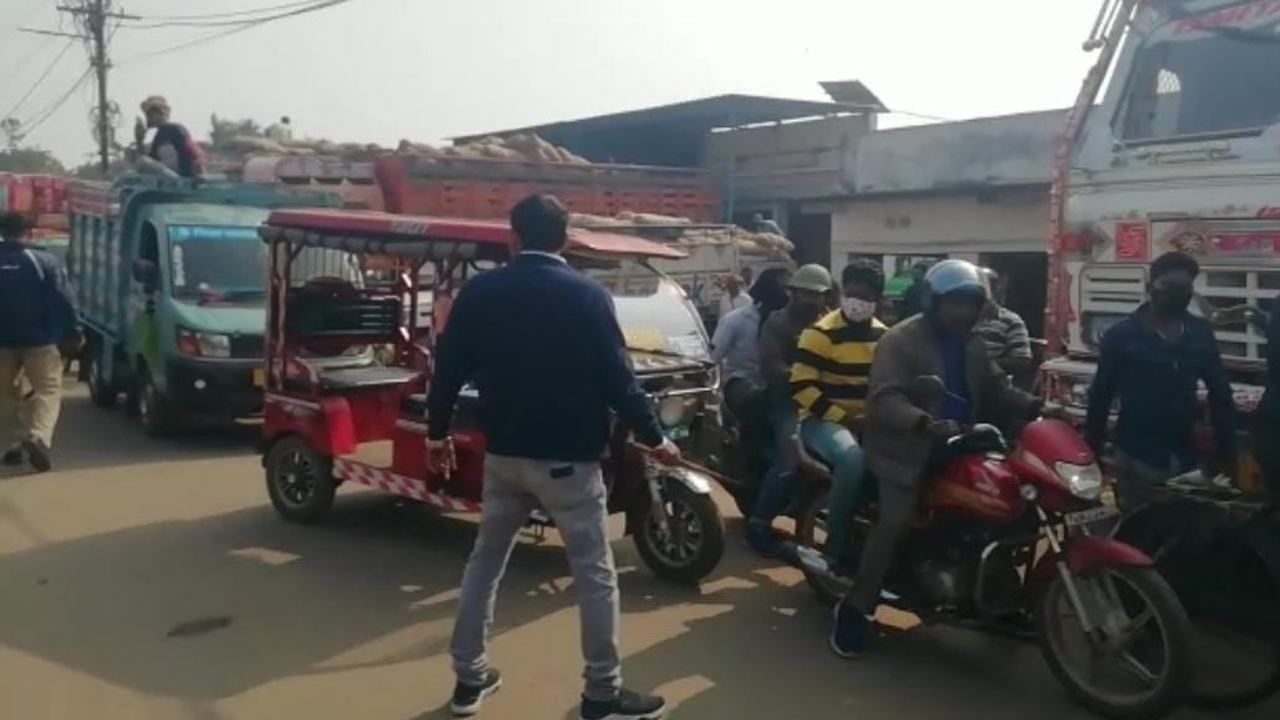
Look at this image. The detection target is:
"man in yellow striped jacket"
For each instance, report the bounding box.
[790,260,887,575]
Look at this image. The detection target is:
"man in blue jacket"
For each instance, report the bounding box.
[1,212,79,473]
[1086,252,1237,510]
[426,195,678,720]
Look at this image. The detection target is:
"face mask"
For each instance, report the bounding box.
[1151,285,1193,315]
[842,297,876,322]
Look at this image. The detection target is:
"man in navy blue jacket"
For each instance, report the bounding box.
[426,195,677,720]
[1,212,79,473]
[1086,252,1236,510]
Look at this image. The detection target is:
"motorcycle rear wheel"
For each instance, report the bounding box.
[1037,566,1191,720]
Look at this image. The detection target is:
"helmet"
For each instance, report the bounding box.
[923,259,987,308]
[789,263,834,293]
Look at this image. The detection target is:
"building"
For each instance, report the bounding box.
[830,108,1068,334]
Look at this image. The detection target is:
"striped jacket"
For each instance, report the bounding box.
[790,310,887,423]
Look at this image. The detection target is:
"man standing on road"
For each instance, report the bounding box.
[718,272,751,320]
[899,261,930,320]
[426,195,677,720]
[1255,297,1280,502]
[0,212,79,473]
[1086,252,1237,511]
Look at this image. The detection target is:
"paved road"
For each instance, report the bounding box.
[0,387,1273,719]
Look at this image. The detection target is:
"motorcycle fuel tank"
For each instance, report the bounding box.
[924,454,1024,523]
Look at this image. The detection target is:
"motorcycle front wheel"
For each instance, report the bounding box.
[1037,566,1191,720]
[633,479,725,586]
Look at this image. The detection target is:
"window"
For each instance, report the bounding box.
[1117,17,1280,142]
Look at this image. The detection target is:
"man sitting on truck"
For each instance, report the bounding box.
[0,212,79,473]
[1085,252,1237,511]
[141,95,204,178]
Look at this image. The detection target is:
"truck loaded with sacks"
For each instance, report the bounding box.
[1042,0,1280,495]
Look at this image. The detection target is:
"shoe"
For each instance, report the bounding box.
[830,601,872,660]
[580,689,667,720]
[449,669,502,717]
[745,522,787,558]
[824,554,859,582]
[22,439,51,473]
[2,447,22,466]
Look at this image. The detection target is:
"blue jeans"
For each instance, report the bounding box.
[799,417,866,564]
[750,396,798,525]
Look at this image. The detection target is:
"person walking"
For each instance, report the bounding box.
[0,212,79,472]
[1086,252,1237,511]
[425,195,678,720]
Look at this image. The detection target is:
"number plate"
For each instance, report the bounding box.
[1064,505,1119,528]
[252,368,265,387]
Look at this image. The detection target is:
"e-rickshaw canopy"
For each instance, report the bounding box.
[259,208,688,262]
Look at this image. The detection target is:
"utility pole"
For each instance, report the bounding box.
[25,2,139,174]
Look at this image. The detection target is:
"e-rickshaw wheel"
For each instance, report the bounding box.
[265,435,336,523]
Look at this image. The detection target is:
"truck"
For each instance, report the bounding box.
[67,175,340,435]
[1041,0,1280,495]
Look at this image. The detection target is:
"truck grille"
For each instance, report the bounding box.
[230,335,265,359]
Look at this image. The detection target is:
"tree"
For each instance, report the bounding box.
[0,147,66,174]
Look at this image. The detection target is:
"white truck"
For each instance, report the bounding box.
[1041,0,1280,494]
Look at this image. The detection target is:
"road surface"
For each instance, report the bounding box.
[0,387,1273,719]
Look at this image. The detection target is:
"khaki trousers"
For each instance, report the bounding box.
[0,346,63,449]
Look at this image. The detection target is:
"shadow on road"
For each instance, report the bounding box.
[0,391,258,480]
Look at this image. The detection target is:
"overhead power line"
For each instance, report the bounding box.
[120,0,357,61]
[136,0,334,23]
[3,39,77,121]
[124,0,354,30]
[18,67,95,139]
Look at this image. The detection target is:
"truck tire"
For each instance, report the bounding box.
[135,372,179,437]
[85,348,117,409]
[265,435,336,524]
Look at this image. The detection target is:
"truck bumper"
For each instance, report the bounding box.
[164,357,263,419]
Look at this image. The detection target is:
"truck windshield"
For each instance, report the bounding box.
[167,225,267,300]
[1117,12,1280,142]
[590,261,710,361]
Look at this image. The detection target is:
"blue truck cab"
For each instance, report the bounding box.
[68,175,337,435]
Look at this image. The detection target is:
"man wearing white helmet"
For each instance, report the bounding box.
[829,259,1038,658]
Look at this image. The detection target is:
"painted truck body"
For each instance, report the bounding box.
[1043,0,1280,493]
[67,175,337,431]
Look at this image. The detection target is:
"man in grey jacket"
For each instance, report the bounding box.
[829,259,1037,658]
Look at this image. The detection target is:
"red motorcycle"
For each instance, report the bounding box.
[795,413,1192,719]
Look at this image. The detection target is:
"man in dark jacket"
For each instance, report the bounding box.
[425,195,676,720]
[1086,252,1237,511]
[141,96,203,177]
[1253,295,1279,502]
[0,212,79,472]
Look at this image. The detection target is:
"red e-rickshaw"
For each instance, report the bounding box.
[257,209,726,584]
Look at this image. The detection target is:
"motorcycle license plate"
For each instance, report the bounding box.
[1064,505,1119,528]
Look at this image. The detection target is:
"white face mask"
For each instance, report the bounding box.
[842,297,877,323]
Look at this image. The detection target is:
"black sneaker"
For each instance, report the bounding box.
[22,439,51,473]
[580,689,667,720]
[2,447,22,466]
[449,669,502,717]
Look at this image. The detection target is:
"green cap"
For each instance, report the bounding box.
[789,263,833,293]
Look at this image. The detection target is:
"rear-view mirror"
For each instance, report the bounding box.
[132,258,158,289]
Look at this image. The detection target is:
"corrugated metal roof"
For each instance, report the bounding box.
[852,109,1069,195]
[453,94,860,167]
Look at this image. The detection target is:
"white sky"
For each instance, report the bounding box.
[1,0,1104,167]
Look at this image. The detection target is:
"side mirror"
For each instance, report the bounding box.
[132,258,158,290]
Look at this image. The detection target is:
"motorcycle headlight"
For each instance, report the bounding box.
[1055,461,1103,500]
[658,396,694,428]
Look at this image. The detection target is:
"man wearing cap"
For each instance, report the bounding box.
[747,263,834,556]
[140,96,203,177]
[0,212,79,472]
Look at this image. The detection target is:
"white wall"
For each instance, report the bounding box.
[831,186,1050,259]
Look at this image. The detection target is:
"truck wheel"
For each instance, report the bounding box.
[265,436,336,524]
[85,351,117,409]
[136,373,179,437]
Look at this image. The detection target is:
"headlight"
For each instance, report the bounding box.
[658,396,694,428]
[177,328,231,358]
[1055,461,1103,500]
